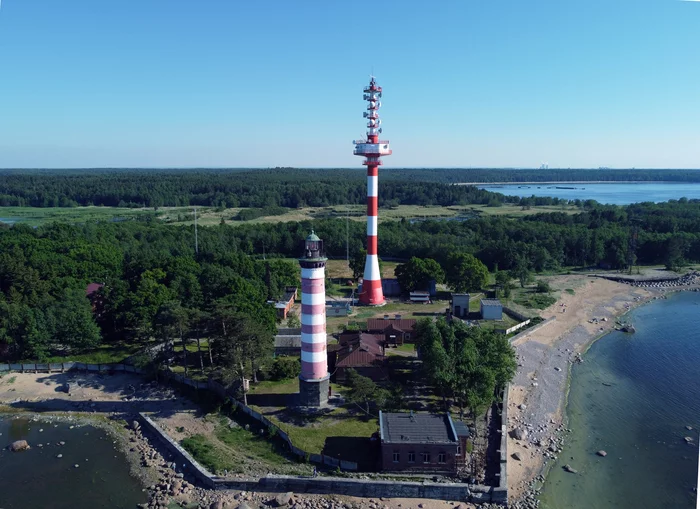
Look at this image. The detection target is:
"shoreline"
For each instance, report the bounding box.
[507,276,700,507]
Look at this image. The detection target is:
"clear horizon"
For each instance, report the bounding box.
[1,0,699,168]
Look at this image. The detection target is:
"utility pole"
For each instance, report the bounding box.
[194,207,199,255]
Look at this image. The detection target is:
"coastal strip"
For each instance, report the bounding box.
[505,273,700,507]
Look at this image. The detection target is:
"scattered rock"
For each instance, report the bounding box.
[131,420,141,431]
[512,452,522,461]
[512,427,528,441]
[684,436,694,443]
[9,440,30,452]
[238,503,252,509]
[74,464,80,468]
[275,492,294,507]
[518,404,527,410]
[57,454,63,458]
[686,425,693,431]
[554,367,562,372]
[563,464,577,474]
[597,450,607,457]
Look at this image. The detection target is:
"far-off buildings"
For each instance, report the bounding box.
[379,412,471,474]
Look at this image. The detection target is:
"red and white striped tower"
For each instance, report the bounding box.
[353,77,392,306]
[298,231,330,407]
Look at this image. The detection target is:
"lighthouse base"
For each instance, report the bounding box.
[359,279,385,306]
[298,375,330,407]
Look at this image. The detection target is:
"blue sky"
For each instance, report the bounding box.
[0,0,698,168]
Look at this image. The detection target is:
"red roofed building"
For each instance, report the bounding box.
[85,283,105,317]
[333,332,387,384]
[367,317,417,346]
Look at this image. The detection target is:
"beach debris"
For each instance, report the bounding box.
[597,450,607,457]
[57,454,63,458]
[563,464,578,474]
[554,367,561,371]
[519,404,527,410]
[74,464,79,468]
[512,452,522,461]
[686,425,693,431]
[512,427,528,441]
[9,440,30,452]
[684,436,694,444]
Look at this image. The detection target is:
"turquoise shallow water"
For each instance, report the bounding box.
[0,418,147,509]
[539,291,700,508]
[479,182,700,205]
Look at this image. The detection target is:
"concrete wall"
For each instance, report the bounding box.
[508,316,556,344]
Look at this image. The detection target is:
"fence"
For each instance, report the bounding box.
[2,361,507,504]
[207,378,359,471]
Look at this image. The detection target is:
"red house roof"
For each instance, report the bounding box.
[336,333,385,368]
[367,318,417,333]
[85,283,104,297]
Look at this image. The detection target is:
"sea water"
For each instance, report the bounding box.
[0,418,148,509]
[539,291,700,508]
[478,182,700,205]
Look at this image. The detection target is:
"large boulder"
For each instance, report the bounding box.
[274,492,294,507]
[512,427,528,441]
[10,440,30,452]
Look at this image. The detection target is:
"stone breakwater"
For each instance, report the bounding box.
[629,271,700,289]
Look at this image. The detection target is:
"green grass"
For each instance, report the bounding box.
[215,421,294,468]
[514,292,557,310]
[395,343,415,353]
[0,206,153,226]
[5,376,17,384]
[248,378,300,395]
[565,288,576,295]
[180,434,238,474]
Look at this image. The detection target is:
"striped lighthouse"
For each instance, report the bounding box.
[353,77,392,306]
[298,230,330,407]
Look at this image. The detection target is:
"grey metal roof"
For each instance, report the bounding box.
[480,299,502,307]
[274,335,302,348]
[306,230,321,242]
[380,412,457,444]
[452,420,471,438]
[277,328,302,336]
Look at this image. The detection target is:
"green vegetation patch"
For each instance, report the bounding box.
[180,434,238,474]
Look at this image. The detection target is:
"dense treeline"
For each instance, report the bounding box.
[229,199,700,271]
[1,198,699,361]
[0,169,507,208]
[1,168,699,209]
[0,221,298,362]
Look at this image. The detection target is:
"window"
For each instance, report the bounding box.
[438,453,446,464]
[392,452,399,463]
[457,445,462,455]
[422,452,431,464]
[408,452,415,463]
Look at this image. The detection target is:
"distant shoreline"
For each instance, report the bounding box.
[458,180,694,186]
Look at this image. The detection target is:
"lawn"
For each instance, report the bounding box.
[0,206,154,227]
[179,414,312,476]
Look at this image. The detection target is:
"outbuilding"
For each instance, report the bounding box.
[480,298,503,320]
[450,293,470,318]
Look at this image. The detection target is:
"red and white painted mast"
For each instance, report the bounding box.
[353,76,392,306]
[298,231,329,407]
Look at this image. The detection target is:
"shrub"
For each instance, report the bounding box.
[536,280,551,293]
[270,357,301,380]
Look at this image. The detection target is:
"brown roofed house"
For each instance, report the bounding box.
[333,332,387,384]
[367,316,417,346]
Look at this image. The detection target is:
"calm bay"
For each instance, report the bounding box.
[539,291,700,508]
[478,182,700,205]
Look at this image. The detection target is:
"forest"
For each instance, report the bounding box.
[3,167,699,209]
[1,197,698,364]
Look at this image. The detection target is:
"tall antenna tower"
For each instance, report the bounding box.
[352,76,392,305]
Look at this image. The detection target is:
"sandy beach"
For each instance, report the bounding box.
[505,273,697,503]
